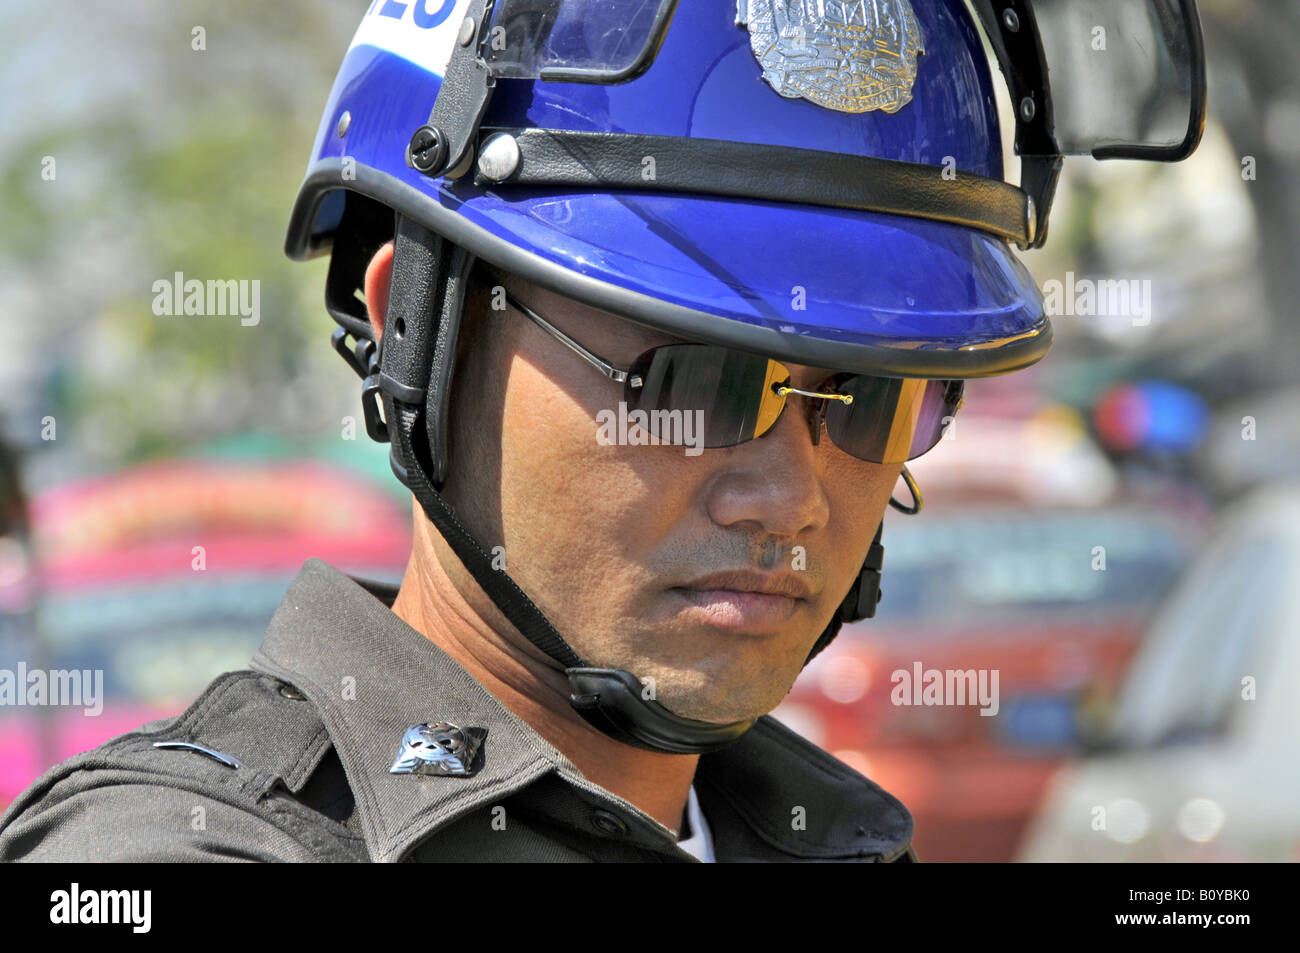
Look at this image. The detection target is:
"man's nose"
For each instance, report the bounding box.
[703,392,832,539]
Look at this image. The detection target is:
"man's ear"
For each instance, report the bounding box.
[364,240,396,342]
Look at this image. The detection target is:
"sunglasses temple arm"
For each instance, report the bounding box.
[888,464,922,515]
[506,292,636,386]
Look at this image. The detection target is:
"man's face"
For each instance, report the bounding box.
[441,269,901,725]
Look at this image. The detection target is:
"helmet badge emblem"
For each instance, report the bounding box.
[736,0,925,114]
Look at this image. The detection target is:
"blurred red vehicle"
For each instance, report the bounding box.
[0,457,412,812]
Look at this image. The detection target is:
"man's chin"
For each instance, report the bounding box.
[584,647,804,724]
[653,684,781,726]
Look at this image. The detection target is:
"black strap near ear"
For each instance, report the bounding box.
[423,241,472,491]
[377,215,440,414]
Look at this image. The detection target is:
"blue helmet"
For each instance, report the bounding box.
[289,0,1053,377]
[285,0,1205,753]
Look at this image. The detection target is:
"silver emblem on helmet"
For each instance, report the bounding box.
[736,0,925,114]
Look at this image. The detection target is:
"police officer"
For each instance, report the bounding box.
[0,0,1204,862]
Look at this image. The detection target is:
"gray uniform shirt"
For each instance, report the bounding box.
[0,559,916,862]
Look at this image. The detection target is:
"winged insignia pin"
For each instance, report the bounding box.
[389,721,488,777]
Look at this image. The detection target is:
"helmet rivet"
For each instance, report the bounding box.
[458,16,475,47]
[408,125,447,174]
[1002,9,1020,33]
[1019,96,1036,122]
[477,133,521,182]
[337,111,351,138]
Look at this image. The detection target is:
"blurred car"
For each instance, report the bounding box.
[0,457,411,811]
[773,500,1206,861]
[1017,484,1300,862]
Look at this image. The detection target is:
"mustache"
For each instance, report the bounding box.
[659,535,827,588]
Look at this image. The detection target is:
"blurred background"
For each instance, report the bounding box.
[1,1,1297,861]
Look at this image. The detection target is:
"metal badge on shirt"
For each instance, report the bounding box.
[736,0,925,114]
[390,721,487,777]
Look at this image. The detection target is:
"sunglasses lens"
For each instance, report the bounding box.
[824,377,963,464]
[624,342,961,463]
[627,345,787,447]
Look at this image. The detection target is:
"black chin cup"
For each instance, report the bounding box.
[567,668,755,754]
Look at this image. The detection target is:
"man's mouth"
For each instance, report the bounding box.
[669,570,812,631]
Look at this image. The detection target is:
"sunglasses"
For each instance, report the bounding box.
[502,291,964,465]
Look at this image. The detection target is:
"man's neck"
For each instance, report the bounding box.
[390,524,698,836]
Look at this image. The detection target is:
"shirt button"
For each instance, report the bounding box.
[590,810,628,836]
[278,683,305,700]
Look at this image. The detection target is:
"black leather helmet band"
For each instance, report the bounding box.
[459,126,1035,247]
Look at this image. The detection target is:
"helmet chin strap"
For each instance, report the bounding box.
[370,215,908,755]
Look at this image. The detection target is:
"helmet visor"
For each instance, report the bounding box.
[975,0,1205,159]
[1032,0,1203,156]
[484,0,678,83]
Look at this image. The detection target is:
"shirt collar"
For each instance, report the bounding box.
[251,559,912,862]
